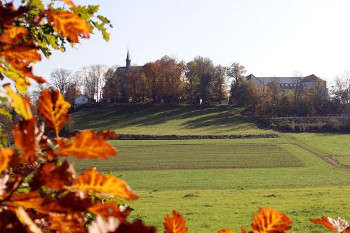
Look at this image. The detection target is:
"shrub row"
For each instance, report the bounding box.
[115,134,279,140]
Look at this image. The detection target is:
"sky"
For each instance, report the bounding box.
[34,0,350,86]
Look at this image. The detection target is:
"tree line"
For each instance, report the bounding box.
[37,56,350,118]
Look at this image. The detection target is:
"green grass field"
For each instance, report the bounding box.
[70,105,350,232]
[72,105,274,135]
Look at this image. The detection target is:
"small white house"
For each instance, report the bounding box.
[74,95,89,108]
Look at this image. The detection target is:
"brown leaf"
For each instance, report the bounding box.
[30,160,76,190]
[115,220,156,233]
[49,212,87,233]
[68,167,138,200]
[6,191,45,212]
[46,10,91,43]
[37,89,70,136]
[57,130,117,159]
[12,117,37,164]
[163,210,188,233]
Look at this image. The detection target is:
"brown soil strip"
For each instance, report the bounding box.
[323,156,340,166]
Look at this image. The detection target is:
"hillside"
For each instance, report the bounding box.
[71,104,274,136]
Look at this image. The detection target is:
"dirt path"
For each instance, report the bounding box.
[282,134,340,166]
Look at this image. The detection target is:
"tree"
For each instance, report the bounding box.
[185,56,215,103]
[50,68,72,94]
[212,65,227,102]
[331,71,350,114]
[80,65,107,102]
[227,62,246,104]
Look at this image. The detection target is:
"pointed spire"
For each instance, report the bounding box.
[126,49,131,68]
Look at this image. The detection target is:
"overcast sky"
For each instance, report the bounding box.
[35,0,350,85]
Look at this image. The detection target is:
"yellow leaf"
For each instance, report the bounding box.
[4,84,32,120]
[57,130,117,159]
[0,66,29,94]
[37,89,70,136]
[69,167,138,200]
[46,10,91,43]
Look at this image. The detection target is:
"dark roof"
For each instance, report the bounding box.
[247,74,323,84]
[115,66,143,75]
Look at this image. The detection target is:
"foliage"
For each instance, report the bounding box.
[0,0,111,119]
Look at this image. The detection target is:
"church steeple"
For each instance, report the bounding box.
[126,50,131,68]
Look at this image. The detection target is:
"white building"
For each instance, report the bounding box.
[74,95,89,108]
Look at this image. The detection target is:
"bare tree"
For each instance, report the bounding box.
[227,62,246,104]
[80,65,107,102]
[291,70,304,104]
[50,68,72,94]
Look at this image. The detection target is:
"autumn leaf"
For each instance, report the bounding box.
[6,191,46,212]
[310,216,350,232]
[68,167,138,200]
[12,117,37,164]
[15,207,42,233]
[251,207,292,233]
[4,83,33,120]
[88,202,130,221]
[62,0,76,8]
[163,210,188,233]
[0,45,41,71]
[46,10,91,43]
[0,26,29,44]
[218,229,235,233]
[30,161,76,190]
[38,89,70,136]
[56,130,117,159]
[0,148,15,174]
[49,212,86,233]
[115,220,156,233]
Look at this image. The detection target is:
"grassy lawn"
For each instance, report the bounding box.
[71,105,273,135]
[70,105,350,232]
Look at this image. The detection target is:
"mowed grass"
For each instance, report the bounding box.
[71,104,273,135]
[70,138,350,232]
[70,105,350,232]
[290,133,350,166]
[71,139,304,171]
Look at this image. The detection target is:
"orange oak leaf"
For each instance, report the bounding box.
[12,117,37,164]
[88,202,130,221]
[218,229,235,233]
[0,45,41,71]
[97,130,117,140]
[56,130,117,159]
[0,148,15,174]
[37,89,70,136]
[68,167,138,200]
[251,207,292,233]
[4,83,33,120]
[310,216,336,231]
[163,210,188,233]
[49,212,86,233]
[6,191,46,212]
[46,10,91,43]
[30,161,76,190]
[0,26,28,44]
